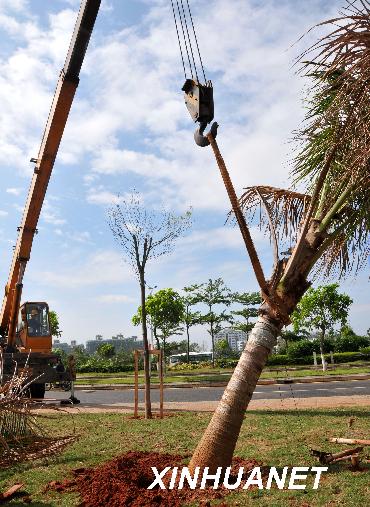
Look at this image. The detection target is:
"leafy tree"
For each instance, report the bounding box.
[231,291,261,334]
[182,284,203,363]
[108,191,191,418]
[215,338,235,359]
[52,347,67,363]
[189,4,370,473]
[132,288,185,360]
[291,284,352,370]
[49,310,61,337]
[96,343,116,358]
[194,278,233,367]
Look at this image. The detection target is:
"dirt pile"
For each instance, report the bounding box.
[46,451,260,506]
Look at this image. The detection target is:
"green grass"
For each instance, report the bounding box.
[74,365,370,385]
[1,407,369,506]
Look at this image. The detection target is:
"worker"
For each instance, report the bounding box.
[28,308,41,336]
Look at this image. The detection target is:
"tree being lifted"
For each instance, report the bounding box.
[182,1,370,472]
[107,191,191,419]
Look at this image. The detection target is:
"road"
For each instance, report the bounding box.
[48,379,370,406]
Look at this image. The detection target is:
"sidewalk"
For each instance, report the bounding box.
[74,372,370,390]
[34,395,370,414]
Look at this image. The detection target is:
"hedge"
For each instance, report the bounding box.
[216,351,370,369]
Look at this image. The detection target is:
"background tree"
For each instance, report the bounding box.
[189,3,370,473]
[291,284,352,370]
[108,191,191,418]
[195,278,232,367]
[132,288,184,360]
[215,338,235,359]
[182,284,203,363]
[96,343,116,359]
[49,310,61,337]
[230,291,261,334]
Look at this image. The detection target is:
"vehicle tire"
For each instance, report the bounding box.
[29,383,46,399]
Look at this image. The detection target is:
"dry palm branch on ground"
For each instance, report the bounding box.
[0,352,75,469]
[189,0,370,472]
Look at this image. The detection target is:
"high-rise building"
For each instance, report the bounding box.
[215,327,248,352]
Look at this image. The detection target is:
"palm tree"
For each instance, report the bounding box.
[189,1,370,472]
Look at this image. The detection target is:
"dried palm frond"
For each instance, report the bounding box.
[238,186,310,249]
[0,355,76,469]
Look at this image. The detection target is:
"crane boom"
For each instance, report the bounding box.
[0,0,101,338]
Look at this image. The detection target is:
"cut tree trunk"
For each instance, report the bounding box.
[189,315,280,473]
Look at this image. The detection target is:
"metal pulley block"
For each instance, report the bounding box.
[182,79,218,147]
[182,79,214,124]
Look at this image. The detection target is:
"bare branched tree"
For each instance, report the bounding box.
[107,191,191,418]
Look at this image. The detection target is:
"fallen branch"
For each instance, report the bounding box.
[0,484,24,504]
[328,438,370,445]
[311,446,363,464]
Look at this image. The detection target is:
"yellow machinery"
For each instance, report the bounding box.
[0,0,101,398]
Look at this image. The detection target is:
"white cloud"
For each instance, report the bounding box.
[97,294,136,303]
[30,250,132,289]
[0,210,9,217]
[6,187,22,196]
[40,199,67,226]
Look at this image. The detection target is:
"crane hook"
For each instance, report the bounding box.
[194,121,218,147]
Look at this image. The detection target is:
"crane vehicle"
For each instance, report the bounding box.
[0,0,101,399]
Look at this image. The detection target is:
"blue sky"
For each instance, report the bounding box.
[0,0,368,347]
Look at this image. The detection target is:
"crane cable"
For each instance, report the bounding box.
[170,0,207,83]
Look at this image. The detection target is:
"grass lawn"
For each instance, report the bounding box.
[74,365,370,385]
[1,407,369,506]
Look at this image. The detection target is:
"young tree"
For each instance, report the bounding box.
[132,288,185,361]
[182,284,203,363]
[96,343,116,359]
[108,192,191,418]
[230,291,261,334]
[291,284,352,370]
[195,279,233,367]
[188,3,370,473]
[49,310,61,337]
[215,338,235,359]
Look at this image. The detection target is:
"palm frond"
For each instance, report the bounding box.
[238,186,310,248]
[290,0,370,278]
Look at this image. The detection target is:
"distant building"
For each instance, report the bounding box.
[215,328,248,352]
[52,339,73,354]
[85,334,143,355]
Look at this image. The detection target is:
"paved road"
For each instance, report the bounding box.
[48,379,370,406]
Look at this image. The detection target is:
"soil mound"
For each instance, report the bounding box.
[46,451,260,506]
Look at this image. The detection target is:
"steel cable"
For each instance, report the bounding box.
[180,0,199,82]
[186,0,207,82]
[175,0,195,78]
[170,0,186,78]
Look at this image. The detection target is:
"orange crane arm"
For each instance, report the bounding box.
[0,0,101,339]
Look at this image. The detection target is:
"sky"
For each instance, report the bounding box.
[0,0,368,348]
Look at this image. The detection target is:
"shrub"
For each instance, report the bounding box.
[359,346,370,355]
[287,338,334,358]
[334,335,370,352]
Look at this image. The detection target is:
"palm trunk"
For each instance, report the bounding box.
[139,270,152,419]
[189,315,280,473]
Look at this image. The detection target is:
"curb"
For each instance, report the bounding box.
[74,373,370,390]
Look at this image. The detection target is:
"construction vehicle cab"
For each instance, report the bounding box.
[16,302,52,354]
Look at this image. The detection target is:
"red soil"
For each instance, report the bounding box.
[46,451,260,506]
